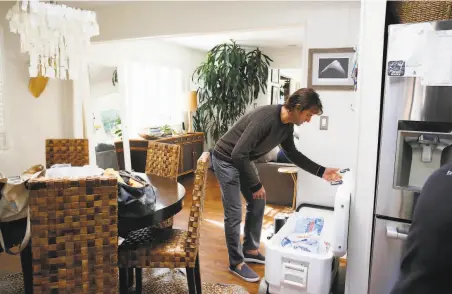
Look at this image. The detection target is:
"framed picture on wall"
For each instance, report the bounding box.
[271,86,280,105]
[270,69,280,83]
[308,47,355,91]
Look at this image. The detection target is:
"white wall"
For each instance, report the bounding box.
[0,2,72,176]
[76,38,206,142]
[89,65,119,99]
[294,5,361,208]
[87,39,206,92]
[248,46,303,109]
[264,46,303,69]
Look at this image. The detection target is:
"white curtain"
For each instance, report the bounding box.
[125,62,184,136]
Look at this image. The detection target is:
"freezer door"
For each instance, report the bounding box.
[369,218,411,294]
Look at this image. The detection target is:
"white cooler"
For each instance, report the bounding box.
[264,170,352,294]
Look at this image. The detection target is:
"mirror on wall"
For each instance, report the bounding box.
[88,63,122,170]
[269,68,302,105]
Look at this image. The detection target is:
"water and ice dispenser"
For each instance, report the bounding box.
[394,121,452,191]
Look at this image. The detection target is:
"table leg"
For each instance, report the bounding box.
[291,174,297,210]
[20,242,33,294]
[127,268,134,287]
[136,268,143,293]
[119,268,128,294]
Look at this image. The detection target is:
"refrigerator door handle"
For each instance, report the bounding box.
[386,225,409,240]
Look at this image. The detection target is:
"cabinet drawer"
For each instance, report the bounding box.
[181,136,192,142]
[194,135,203,141]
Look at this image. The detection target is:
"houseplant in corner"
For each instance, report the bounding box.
[192,40,273,143]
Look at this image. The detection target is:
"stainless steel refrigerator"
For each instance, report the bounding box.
[369,20,452,294]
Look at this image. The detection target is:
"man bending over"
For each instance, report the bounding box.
[212,88,342,282]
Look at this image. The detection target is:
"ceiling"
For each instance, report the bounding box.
[162,26,304,52]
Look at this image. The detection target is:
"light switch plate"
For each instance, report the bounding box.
[320,116,329,130]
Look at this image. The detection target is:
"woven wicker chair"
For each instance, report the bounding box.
[145,141,180,180]
[45,139,89,168]
[118,152,210,294]
[27,176,118,294]
[146,141,181,229]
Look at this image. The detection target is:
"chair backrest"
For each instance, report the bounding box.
[145,141,180,180]
[185,152,210,255]
[28,175,118,293]
[46,139,89,168]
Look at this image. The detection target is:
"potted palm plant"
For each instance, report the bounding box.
[192,40,273,143]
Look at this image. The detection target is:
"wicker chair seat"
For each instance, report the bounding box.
[118,228,197,269]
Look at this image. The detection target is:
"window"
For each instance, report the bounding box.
[125,63,185,136]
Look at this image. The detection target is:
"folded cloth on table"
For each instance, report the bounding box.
[44,165,104,178]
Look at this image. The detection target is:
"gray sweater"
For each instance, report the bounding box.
[213,105,325,193]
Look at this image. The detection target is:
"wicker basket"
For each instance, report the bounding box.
[395,1,452,23]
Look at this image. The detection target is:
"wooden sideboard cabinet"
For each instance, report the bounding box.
[115,132,205,177]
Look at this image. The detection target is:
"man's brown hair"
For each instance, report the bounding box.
[283,88,323,115]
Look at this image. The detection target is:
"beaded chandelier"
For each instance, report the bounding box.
[6,0,99,80]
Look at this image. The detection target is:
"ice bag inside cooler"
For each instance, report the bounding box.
[279,210,333,254]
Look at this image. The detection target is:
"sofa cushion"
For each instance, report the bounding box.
[276,149,292,163]
[255,162,296,207]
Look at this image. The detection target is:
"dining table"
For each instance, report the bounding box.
[1,172,186,294]
[118,172,186,237]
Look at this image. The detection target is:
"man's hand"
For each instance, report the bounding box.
[322,168,342,182]
[252,186,266,200]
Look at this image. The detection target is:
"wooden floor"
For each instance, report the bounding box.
[0,170,293,293]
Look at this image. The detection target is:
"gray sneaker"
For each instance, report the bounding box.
[243,251,265,264]
[229,263,260,283]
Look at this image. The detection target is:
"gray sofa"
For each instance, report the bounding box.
[255,161,297,208]
[252,146,297,207]
[95,143,119,170]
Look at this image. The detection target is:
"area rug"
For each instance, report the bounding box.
[0,268,249,294]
